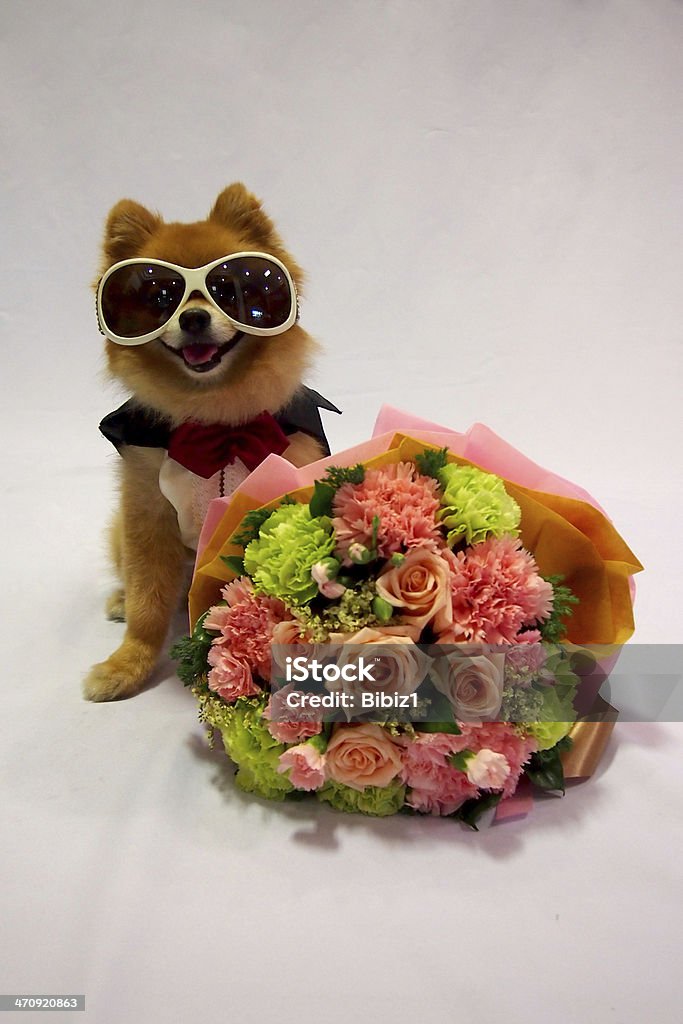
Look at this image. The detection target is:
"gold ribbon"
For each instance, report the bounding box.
[561,695,619,779]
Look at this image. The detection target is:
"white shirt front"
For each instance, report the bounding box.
[158,455,250,549]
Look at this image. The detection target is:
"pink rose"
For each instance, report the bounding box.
[277,743,327,791]
[465,748,511,789]
[206,644,260,702]
[431,651,505,721]
[325,723,403,791]
[376,548,452,633]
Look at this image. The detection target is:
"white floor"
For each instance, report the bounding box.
[2,1,683,1021]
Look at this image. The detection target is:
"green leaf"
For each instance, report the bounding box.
[456,791,502,830]
[447,749,474,771]
[525,745,567,793]
[220,555,245,576]
[415,720,462,735]
[191,609,215,644]
[414,446,449,480]
[309,480,336,518]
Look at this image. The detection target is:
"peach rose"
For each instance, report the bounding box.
[376,548,452,633]
[431,652,505,721]
[327,627,431,705]
[325,723,403,791]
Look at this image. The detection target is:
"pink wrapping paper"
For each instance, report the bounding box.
[194,405,631,824]
[197,406,608,558]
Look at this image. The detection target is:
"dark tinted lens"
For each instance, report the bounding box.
[206,256,292,330]
[100,264,185,338]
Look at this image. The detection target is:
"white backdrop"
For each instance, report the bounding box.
[1,2,682,1022]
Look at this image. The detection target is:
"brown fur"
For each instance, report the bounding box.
[84,185,324,701]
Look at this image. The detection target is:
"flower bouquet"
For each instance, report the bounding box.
[173,409,641,826]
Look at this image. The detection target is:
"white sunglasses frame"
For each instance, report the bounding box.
[96,250,299,346]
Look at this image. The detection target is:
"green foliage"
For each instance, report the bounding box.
[414,446,450,480]
[447,749,474,771]
[324,464,365,488]
[309,480,336,517]
[230,507,276,548]
[220,555,245,576]
[170,611,213,687]
[415,720,462,736]
[308,464,366,517]
[539,575,579,643]
[524,736,573,793]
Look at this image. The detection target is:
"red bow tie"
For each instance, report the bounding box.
[167,411,290,479]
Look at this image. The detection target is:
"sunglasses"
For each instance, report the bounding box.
[96,251,298,345]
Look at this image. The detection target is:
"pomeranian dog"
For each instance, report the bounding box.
[84,183,338,701]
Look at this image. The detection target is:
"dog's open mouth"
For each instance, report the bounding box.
[162,332,245,373]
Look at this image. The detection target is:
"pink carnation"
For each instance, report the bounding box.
[263,684,323,744]
[399,732,479,815]
[207,645,261,702]
[332,462,442,562]
[465,749,511,789]
[277,743,327,791]
[206,576,288,678]
[458,721,537,797]
[399,721,537,811]
[438,538,553,644]
[221,576,256,607]
[505,640,548,687]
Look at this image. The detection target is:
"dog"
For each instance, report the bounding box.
[84,183,338,701]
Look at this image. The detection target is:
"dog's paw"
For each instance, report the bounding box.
[83,640,156,702]
[105,587,126,622]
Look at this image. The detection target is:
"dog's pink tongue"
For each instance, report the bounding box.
[182,343,218,365]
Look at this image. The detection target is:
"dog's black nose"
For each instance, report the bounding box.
[179,308,211,334]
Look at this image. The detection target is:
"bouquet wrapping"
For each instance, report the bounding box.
[174,408,641,826]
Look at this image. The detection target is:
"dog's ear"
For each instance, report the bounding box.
[209,183,277,247]
[102,199,162,265]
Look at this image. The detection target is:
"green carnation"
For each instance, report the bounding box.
[215,697,294,801]
[527,684,576,750]
[243,503,335,605]
[527,720,573,751]
[437,463,521,546]
[317,779,406,816]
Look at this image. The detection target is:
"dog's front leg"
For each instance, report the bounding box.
[84,448,187,701]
